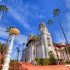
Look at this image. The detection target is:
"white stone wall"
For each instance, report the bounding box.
[36,42,43,58]
[21,23,57,62]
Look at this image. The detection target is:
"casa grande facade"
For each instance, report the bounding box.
[21,22,69,62]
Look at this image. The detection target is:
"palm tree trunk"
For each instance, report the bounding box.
[3,34,11,60]
[3,34,11,53]
[55,48,59,61]
[57,17,70,61]
[59,48,65,63]
[17,50,19,62]
[62,49,66,61]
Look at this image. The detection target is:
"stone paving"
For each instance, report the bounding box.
[19,62,70,70]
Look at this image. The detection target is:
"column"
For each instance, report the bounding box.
[2,35,15,70]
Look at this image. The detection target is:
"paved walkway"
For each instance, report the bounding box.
[19,62,70,70]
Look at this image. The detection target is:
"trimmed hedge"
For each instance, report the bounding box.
[49,54,57,65]
[35,54,57,65]
[35,58,50,65]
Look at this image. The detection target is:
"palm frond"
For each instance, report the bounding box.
[0,5,8,12]
[6,27,15,32]
[53,9,60,17]
[48,19,53,24]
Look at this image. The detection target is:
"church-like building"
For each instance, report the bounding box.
[21,22,57,62]
[21,22,70,62]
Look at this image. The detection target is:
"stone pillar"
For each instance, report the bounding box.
[41,39,45,58]
[2,35,15,70]
[31,45,34,61]
[29,46,32,62]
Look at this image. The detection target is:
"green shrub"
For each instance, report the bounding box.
[43,58,50,65]
[49,53,57,65]
[35,53,57,65]
[35,58,41,65]
[35,58,50,65]
[65,60,70,64]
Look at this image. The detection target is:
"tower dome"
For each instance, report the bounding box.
[39,22,48,33]
[39,22,46,28]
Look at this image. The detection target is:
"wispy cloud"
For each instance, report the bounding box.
[66,0,70,9]
[8,6,30,29]
[0,26,8,39]
[0,25,27,46]
[0,12,2,20]
[0,25,28,60]
[3,1,31,30]
[0,0,2,2]
[65,0,70,43]
[15,34,27,46]
[54,31,66,43]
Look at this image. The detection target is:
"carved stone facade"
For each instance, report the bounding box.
[21,22,57,62]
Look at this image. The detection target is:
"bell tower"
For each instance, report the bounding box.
[39,22,49,58]
[39,22,48,34]
[39,22,56,58]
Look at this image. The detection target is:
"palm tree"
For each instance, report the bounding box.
[47,19,56,43]
[53,9,70,61]
[5,27,15,45]
[55,47,60,62]
[0,5,8,20]
[48,19,53,25]
[0,5,8,12]
[16,47,20,62]
[3,27,15,55]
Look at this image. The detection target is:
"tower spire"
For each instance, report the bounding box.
[39,22,48,34]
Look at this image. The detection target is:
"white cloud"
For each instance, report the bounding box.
[54,31,66,43]
[0,39,6,43]
[3,2,31,30]
[65,13,70,28]
[0,25,28,60]
[66,0,70,9]
[0,13,2,20]
[0,25,28,46]
[0,0,2,2]
[65,0,70,43]
[8,6,30,29]
[15,34,27,46]
[0,26,8,39]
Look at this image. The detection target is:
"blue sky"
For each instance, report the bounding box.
[0,0,70,60]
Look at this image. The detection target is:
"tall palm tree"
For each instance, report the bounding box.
[0,5,8,12]
[55,47,60,62]
[0,5,8,20]
[3,27,14,55]
[48,19,55,43]
[53,9,70,61]
[5,27,15,45]
[16,47,20,62]
[48,19,53,25]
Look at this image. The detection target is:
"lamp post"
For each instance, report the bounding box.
[2,28,20,70]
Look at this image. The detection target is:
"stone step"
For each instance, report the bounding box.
[20,62,70,70]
